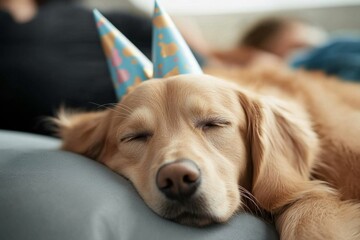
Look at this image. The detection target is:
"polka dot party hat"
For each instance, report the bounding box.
[93,9,153,100]
[152,0,203,78]
[93,0,202,99]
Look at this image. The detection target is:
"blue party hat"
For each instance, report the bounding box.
[152,0,202,78]
[93,9,153,99]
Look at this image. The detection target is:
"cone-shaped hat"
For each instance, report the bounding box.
[152,0,202,78]
[93,9,153,100]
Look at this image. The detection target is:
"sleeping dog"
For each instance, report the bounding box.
[55,68,360,240]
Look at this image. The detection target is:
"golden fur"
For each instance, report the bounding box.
[56,67,360,240]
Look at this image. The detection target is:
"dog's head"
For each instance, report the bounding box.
[56,74,318,226]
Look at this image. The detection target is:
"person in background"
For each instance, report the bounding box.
[205,17,360,81]
[0,0,152,135]
[210,17,327,67]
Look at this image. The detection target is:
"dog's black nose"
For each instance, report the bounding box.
[156,159,201,201]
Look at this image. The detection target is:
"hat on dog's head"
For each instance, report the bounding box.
[93,0,202,99]
[93,9,153,100]
[152,0,202,78]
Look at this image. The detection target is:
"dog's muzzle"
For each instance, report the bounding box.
[155,159,221,226]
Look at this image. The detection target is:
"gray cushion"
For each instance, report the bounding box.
[0,130,279,240]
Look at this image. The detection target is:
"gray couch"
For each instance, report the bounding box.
[0,130,279,240]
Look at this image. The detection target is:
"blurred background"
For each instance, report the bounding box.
[89,0,360,48]
[0,0,359,135]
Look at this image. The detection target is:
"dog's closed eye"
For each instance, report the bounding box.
[195,117,231,131]
[120,131,153,143]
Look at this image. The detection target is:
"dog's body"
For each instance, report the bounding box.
[57,67,360,240]
[208,67,360,200]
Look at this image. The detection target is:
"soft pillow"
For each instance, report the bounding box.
[0,130,278,240]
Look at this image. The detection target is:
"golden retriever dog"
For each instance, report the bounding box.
[55,67,360,240]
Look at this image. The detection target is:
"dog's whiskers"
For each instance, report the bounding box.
[238,200,255,216]
[114,105,131,114]
[89,102,117,109]
[89,102,134,119]
[116,103,133,114]
[238,186,265,218]
[89,102,124,115]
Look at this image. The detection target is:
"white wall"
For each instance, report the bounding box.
[187,5,360,49]
[84,0,137,13]
[84,0,360,49]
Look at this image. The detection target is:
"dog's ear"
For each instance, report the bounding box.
[53,109,110,160]
[238,91,319,212]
